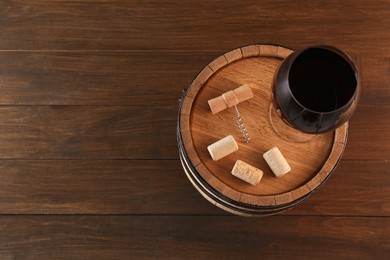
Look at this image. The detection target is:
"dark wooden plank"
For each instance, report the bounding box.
[0,51,387,106]
[0,215,388,259]
[0,160,387,216]
[287,160,390,216]
[344,105,390,160]
[0,106,177,159]
[0,51,216,105]
[0,104,386,160]
[358,55,390,105]
[0,1,389,52]
[0,159,221,215]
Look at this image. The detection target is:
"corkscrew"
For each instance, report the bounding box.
[208,84,253,143]
[234,105,251,143]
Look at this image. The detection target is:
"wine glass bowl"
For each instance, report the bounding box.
[272,46,360,135]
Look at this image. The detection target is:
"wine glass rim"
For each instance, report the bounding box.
[286,45,360,115]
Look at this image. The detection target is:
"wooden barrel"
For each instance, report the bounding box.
[177,44,348,216]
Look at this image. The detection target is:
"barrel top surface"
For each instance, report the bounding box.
[179,44,347,206]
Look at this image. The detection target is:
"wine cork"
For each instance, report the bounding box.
[207,135,238,161]
[231,160,263,185]
[263,147,291,177]
[208,84,253,114]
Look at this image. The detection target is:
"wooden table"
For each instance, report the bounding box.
[0,1,388,258]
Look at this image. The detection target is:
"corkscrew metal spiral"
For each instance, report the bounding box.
[234,105,250,143]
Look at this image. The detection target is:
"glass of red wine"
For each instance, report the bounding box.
[270,45,360,142]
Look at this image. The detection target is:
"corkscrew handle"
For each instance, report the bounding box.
[208,85,253,115]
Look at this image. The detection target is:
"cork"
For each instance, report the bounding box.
[207,135,238,161]
[231,160,263,185]
[208,84,253,114]
[263,147,291,177]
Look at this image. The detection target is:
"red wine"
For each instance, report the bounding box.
[289,48,356,112]
[273,46,359,134]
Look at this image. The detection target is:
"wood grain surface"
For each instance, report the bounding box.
[0,0,389,258]
[0,216,388,259]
